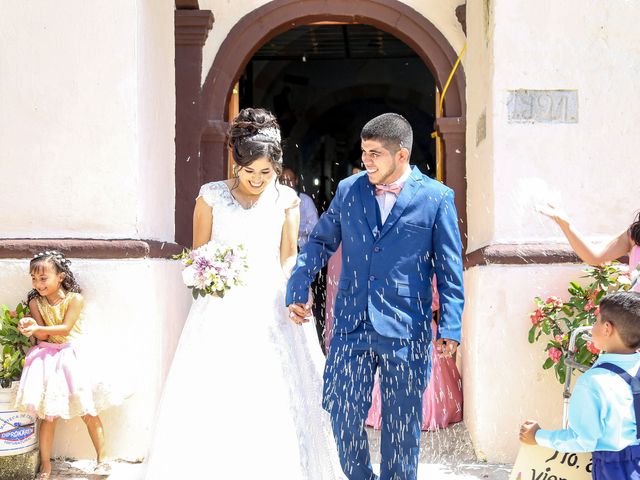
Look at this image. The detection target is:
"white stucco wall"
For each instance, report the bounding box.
[465,0,495,252]
[0,1,175,240]
[135,0,176,241]
[0,0,182,462]
[491,0,640,245]
[0,259,192,461]
[461,264,585,462]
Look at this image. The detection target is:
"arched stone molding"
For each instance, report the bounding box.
[175,0,467,246]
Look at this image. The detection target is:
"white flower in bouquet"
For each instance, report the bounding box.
[181,265,198,287]
[173,243,248,299]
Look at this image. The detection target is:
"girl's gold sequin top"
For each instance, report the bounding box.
[35,292,83,343]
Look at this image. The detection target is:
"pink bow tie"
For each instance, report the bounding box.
[375,183,404,196]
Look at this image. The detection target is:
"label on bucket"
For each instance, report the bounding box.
[0,411,37,455]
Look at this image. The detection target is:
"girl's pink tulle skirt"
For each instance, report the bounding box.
[14,341,126,421]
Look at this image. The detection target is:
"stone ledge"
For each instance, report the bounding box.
[464,243,628,268]
[0,239,186,260]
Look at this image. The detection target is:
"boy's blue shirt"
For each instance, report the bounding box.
[536,352,640,452]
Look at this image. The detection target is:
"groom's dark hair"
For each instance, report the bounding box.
[361,113,413,155]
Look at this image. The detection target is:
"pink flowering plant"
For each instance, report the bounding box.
[173,243,248,299]
[528,263,634,384]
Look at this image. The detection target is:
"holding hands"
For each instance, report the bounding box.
[288,302,312,325]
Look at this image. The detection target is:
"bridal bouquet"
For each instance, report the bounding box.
[173,243,248,299]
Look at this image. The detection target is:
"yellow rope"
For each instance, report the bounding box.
[432,42,467,181]
[439,42,467,118]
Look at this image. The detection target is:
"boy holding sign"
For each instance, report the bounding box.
[520,291,640,479]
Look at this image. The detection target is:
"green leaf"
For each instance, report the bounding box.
[575,347,597,367]
[542,358,554,369]
[556,360,567,384]
[528,325,537,344]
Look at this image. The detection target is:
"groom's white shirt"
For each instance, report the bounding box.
[375,165,412,224]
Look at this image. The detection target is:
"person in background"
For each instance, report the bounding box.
[280,166,319,249]
[539,206,640,291]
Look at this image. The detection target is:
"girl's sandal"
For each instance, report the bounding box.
[35,473,50,480]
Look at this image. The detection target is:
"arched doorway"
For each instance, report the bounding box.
[175,0,466,247]
[241,23,438,211]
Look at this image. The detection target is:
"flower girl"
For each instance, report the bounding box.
[15,250,124,478]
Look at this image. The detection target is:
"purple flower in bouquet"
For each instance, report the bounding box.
[173,243,247,299]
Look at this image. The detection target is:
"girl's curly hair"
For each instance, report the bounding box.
[27,250,82,303]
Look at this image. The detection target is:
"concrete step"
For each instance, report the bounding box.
[366,422,478,464]
[48,459,143,479]
[46,459,511,480]
[42,423,513,479]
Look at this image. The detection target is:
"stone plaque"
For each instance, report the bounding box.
[507,90,578,124]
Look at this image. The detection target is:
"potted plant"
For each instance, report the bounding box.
[0,302,39,479]
[527,263,634,384]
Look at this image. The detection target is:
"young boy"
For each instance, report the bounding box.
[520,291,640,478]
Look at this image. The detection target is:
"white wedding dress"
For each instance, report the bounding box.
[145,181,343,479]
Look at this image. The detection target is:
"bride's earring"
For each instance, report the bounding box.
[233,165,240,178]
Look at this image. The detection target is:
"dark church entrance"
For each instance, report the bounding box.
[237,23,437,211]
[234,23,438,342]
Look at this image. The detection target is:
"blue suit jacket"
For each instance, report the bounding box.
[286,166,464,343]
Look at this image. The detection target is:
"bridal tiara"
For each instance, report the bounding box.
[256,127,281,143]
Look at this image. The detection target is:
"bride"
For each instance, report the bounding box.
[144,108,342,479]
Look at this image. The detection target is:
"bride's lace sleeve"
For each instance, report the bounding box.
[197,181,224,207]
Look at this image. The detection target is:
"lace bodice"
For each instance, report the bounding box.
[197,180,299,283]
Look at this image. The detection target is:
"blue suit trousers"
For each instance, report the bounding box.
[323,321,432,480]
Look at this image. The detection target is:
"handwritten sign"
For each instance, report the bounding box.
[509,444,592,480]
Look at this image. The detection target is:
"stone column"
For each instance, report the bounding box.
[201,119,229,184]
[174,9,213,246]
[435,116,467,251]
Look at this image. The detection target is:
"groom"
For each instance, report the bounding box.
[286,113,464,480]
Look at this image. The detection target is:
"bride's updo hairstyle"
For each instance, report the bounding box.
[227,108,284,176]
